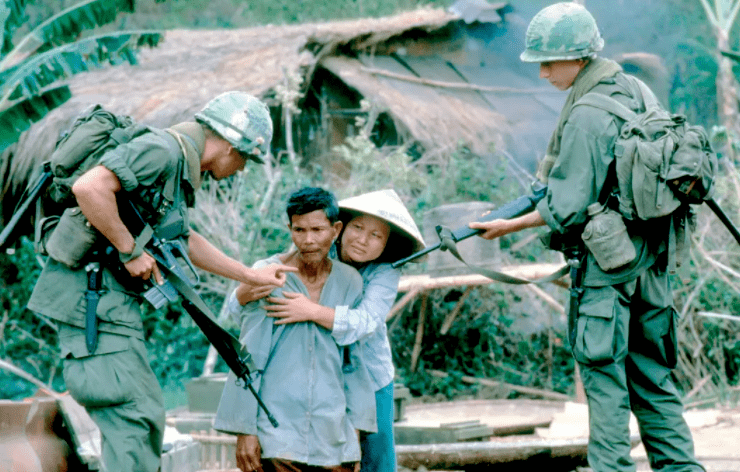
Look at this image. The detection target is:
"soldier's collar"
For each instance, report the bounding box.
[168,122,206,190]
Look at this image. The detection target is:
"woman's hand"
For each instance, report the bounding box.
[264,292,317,324]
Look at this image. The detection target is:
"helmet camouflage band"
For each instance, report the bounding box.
[195,91,273,164]
[520,2,604,63]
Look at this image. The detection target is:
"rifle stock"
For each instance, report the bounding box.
[392,182,547,268]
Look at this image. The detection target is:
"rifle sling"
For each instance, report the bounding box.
[152,258,258,375]
[437,226,569,285]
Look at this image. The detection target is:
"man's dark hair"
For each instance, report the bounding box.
[286,187,340,224]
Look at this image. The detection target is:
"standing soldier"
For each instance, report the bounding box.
[469,3,705,472]
[27,92,294,472]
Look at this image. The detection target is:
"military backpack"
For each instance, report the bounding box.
[37,105,150,267]
[574,77,718,222]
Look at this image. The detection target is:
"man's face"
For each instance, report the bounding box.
[539,60,585,91]
[210,146,247,180]
[289,210,342,265]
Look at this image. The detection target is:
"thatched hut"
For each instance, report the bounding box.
[1,2,668,226]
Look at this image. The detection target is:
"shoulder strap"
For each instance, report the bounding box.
[628,75,661,110]
[574,92,637,122]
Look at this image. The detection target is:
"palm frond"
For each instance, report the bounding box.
[1,0,135,69]
[0,30,162,105]
[721,49,740,63]
[0,84,70,153]
[2,0,36,54]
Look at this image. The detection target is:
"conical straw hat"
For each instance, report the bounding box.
[339,189,426,261]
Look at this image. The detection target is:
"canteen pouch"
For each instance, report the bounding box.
[45,207,99,269]
[581,203,636,271]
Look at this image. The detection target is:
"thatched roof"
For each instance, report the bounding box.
[67,7,467,124]
[3,6,530,213]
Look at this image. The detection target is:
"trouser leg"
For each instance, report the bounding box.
[360,382,397,472]
[627,265,704,472]
[63,337,165,472]
[264,459,356,472]
[572,283,635,472]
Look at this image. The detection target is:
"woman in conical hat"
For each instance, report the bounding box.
[235,188,424,472]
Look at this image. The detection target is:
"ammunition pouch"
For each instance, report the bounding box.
[45,206,99,269]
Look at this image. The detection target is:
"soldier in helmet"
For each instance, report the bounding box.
[27,91,296,472]
[469,3,704,472]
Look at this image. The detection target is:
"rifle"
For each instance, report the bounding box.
[0,166,53,251]
[392,181,548,268]
[113,196,279,427]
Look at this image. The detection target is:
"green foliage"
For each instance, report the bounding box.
[390,286,574,399]
[0,237,63,399]
[0,0,162,153]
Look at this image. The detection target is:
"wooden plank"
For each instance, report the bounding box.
[395,421,495,445]
[56,395,102,470]
[396,437,591,469]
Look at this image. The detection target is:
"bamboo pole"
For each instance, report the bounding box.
[362,66,552,94]
[427,369,569,401]
[439,286,474,334]
[410,294,428,373]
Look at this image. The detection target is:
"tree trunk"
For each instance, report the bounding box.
[716,30,740,147]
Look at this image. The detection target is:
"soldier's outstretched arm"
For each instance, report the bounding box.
[469,209,546,240]
[187,231,296,286]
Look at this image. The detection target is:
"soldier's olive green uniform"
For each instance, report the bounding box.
[521,4,704,471]
[27,123,204,472]
[536,65,704,472]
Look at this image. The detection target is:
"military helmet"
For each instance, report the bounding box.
[520,2,604,63]
[195,91,272,164]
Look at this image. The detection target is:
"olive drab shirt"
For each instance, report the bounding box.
[27,123,206,353]
[536,72,670,287]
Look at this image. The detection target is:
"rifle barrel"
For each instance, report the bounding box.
[0,170,53,250]
[706,198,740,245]
[391,188,546,268]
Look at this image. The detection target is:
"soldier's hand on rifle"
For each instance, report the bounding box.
[235,281,277,305]
[248,264,297,287]
[124,252,164,285]
[469,218,512,240]
[236,434,262,472]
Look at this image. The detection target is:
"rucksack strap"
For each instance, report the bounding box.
[574,92,637,122]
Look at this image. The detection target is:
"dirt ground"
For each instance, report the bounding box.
[633,408,740,472]
[398,399,740,472]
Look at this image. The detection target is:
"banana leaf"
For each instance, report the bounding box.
[0,30,162,104]
[2,0,34,55]
[2,0,135,66]
[0,84,70,152]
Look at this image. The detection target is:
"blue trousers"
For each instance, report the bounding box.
[360,383,396,472]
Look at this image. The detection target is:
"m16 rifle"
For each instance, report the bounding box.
[109,196,279,427]
[392,181,548,270]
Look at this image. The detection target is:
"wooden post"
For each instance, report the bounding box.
[410,294,428,373]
